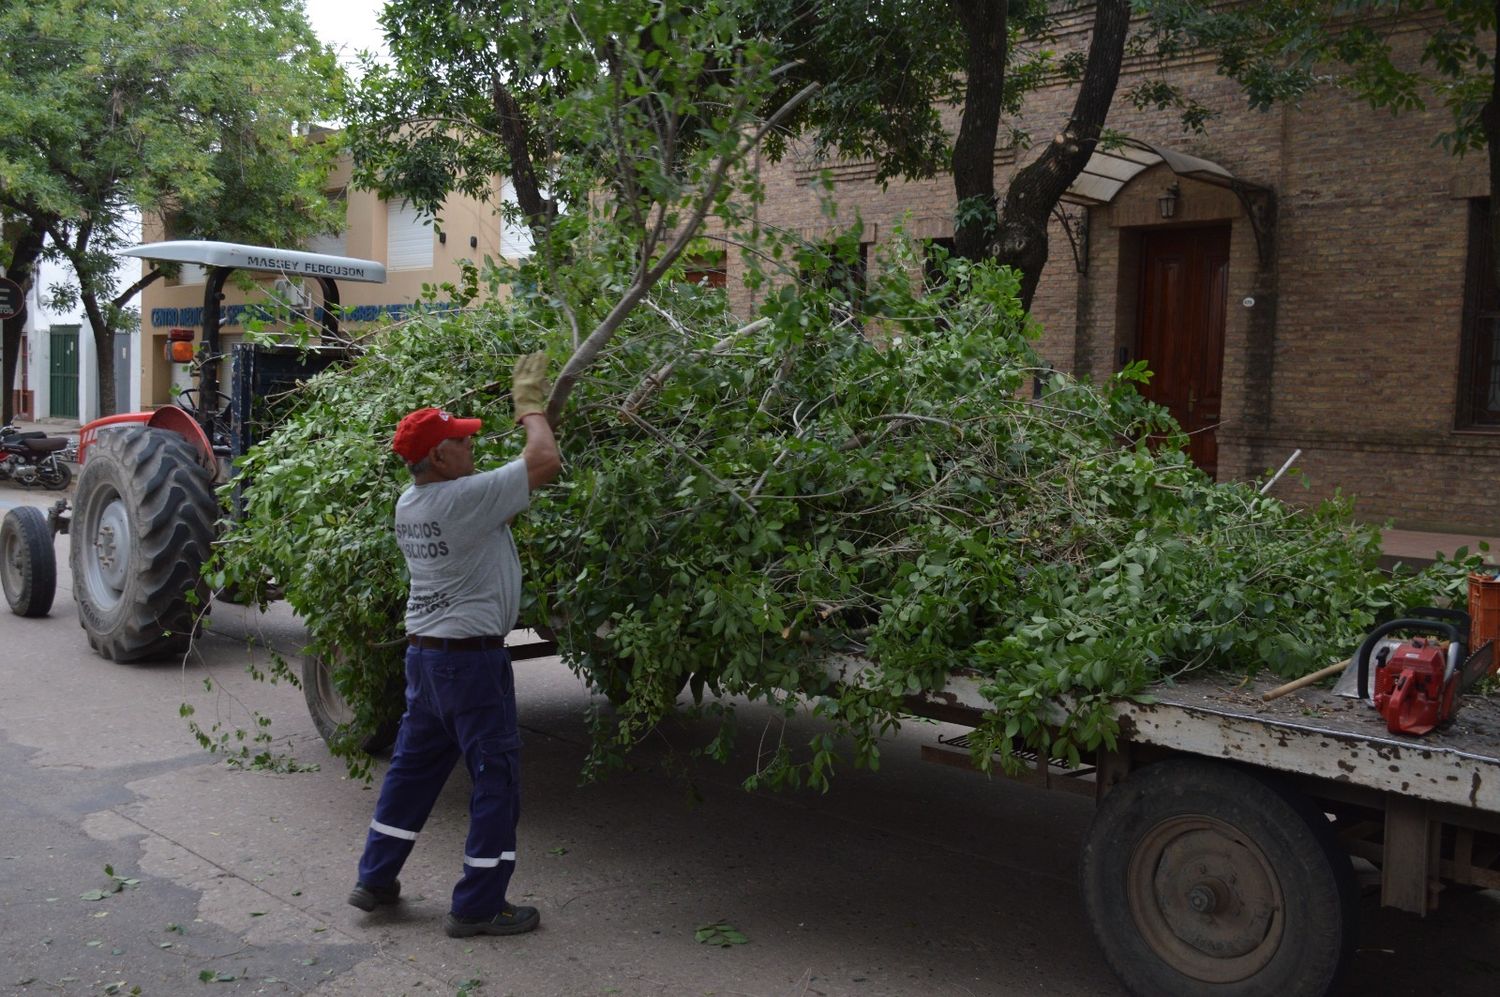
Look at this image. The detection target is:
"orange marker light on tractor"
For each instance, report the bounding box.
[166,327,195,363]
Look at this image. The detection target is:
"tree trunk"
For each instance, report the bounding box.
[1483,0,1500,297]
[950,0,1007,262]
[1,223,47,426]
[1,311,23,427]
[81,292,117,418]
[493,76,555,237]
[994,0,1130,309]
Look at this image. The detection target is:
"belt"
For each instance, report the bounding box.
[407,635,507,651]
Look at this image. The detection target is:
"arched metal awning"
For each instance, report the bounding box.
[1059,138,1275,264]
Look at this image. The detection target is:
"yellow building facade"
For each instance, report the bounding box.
[135,158,529,410]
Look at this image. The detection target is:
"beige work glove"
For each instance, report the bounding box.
[511,350,550,424]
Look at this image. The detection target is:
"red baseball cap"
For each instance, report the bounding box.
[392,407,482,462]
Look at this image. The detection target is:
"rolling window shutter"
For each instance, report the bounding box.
[386,200,433,270]
[499,180,535,260]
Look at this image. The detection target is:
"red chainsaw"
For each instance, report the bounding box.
[1353,608,1492,735]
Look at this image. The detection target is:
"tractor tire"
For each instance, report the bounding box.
[2,506,57,617]
[303,652,402,755]
[1080,758,1357,997]
[70,426,217,661]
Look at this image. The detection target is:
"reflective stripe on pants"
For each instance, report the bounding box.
[356,643,522,917]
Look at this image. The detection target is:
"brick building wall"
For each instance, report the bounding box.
[725,10,1497,533]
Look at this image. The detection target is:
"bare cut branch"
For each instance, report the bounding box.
[870,413,962,430]
[661,76,819,280]
[622,315,771,416]
[642,297,696,341]
[562,300,581,351]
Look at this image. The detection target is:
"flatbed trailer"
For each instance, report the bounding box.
[300,626,1500,996]
[894,668,1500,996]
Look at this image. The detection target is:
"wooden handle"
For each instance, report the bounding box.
[1260,659,1351,702]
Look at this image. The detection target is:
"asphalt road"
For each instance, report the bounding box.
[2,484,1498,997]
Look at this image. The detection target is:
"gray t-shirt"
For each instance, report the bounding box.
[396,459,531,638]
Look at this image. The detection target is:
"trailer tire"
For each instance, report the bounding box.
[303,652,402,755]
[1080,758,1356,997]
[2,506,57,617]
[70,427,216,661]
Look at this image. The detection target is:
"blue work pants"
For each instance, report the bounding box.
[356,643,522,917]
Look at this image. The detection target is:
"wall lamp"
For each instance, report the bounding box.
[1158,182,1180,220]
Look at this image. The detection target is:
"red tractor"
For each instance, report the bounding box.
[68,242,386,657]
[2,241,387,739]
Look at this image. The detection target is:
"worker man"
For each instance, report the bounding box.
[348,351,561,938]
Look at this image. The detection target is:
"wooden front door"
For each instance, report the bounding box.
[1136,226,1230,476]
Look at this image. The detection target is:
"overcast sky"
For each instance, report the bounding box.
[33,0,392,327]
[303,0,389,72]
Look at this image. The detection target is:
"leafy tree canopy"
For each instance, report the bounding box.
[348,0,787,236]
[349,0,1326,309]
[0,0,343,414]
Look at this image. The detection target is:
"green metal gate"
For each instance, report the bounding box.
[49,325,79,420]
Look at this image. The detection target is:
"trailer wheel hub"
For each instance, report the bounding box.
[1186,882,1223,914]
[1127,815,1282,982]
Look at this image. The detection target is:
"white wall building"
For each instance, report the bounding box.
[17,249,141,425]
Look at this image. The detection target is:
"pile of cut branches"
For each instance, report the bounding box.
[215,246,1472,786]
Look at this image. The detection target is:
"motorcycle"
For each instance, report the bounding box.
[0,424,73,490]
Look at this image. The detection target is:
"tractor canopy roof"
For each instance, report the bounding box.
[122,241,387,284]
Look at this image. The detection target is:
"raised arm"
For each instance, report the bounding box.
[519,412,561,491]
[512,352,562,492]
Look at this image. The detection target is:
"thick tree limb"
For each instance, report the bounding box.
[46,218,123,416]
[995,0,1129,309]
[544,83,820,426]
[493,75,555,234]
[112,267,164,310]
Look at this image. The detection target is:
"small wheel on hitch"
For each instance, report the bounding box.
[2,505,57,617]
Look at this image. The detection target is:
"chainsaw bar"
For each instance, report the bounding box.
[1333,655,1367,699]
[1459,641,1495,695]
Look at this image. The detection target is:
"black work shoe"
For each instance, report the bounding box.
[347,879,401,912]
[444,904,541,937]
